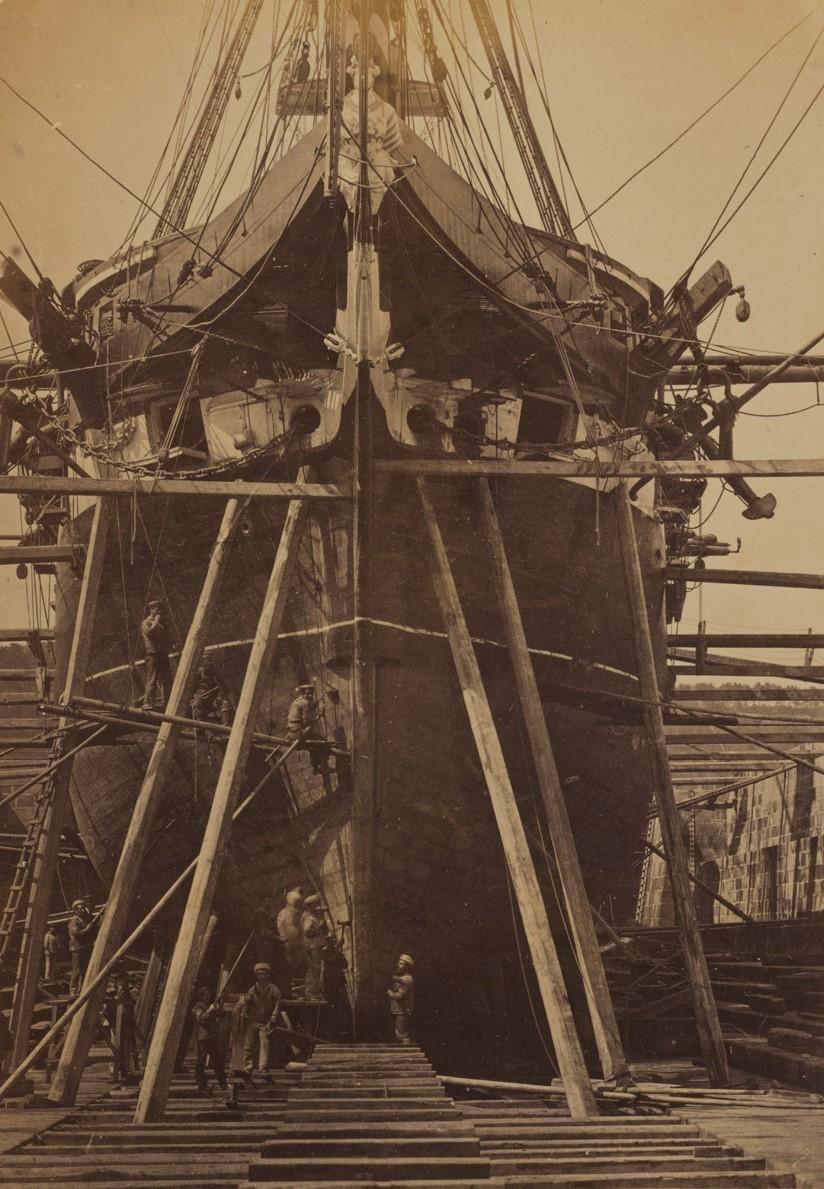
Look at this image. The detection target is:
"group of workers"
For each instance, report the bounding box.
[138,603,327,773]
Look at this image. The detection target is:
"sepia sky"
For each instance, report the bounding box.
[0,0,823,668]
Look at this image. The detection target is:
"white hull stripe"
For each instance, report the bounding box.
[86,616,639,685]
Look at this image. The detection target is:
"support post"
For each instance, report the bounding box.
[477,479,629,1082]
[418,478,597,1119]
[134,489,309,1122]
[615,483,729,1086]
[0,737,300,1101]
[9,497,112,1070]
[49,498,243,1104]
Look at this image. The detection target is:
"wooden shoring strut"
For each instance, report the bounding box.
[417,477,597,1120]
[49,497,245,1106]
[476,478,628,1084]
[0,736,302,1100]
[134,484,310,1123]
[9,497,113,1071]
[615,483,729,1087]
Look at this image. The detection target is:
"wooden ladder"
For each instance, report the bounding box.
[0,767,53,963]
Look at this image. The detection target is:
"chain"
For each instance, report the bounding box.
[21,393,298,480]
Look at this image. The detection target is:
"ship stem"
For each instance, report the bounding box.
[349,0,379,1039]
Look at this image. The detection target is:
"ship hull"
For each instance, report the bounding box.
[53,460,665,1073]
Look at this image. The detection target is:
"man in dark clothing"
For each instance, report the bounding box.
[140,599,172,710]
[190,658,233,726]
[285,684,327,774]
[68,898,99,996]
[103,971,139,1086]
[192,985,229,1092]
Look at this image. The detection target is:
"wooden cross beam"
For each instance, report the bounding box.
[666,569,824,591]
[374,458,824,479]
[670,633,824,649]
[0,475,347,500]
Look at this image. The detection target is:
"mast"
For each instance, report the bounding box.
[153,0,265,237]
[350,0,378,1038]
[468,0,575,240]
[324,0,347,199]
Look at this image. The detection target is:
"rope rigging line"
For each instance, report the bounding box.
[0,74,252,282]
[681,17,824,283]
[569,2,823,231]
[119,0,231,252]
[520,0,606,256]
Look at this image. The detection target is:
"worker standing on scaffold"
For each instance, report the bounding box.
[67,898,100,996]
[285,684,328,774]
[140,598,172,710]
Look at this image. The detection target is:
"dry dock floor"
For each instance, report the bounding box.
[0,1045,819,1186]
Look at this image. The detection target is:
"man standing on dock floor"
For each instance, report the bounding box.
[241,962,281,1075]
[387,954,415,1046]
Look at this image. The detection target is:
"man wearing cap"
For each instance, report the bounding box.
[67,898,99,996]
[387,954,415,1046]
[190,657,233,726]
[285,684,327,774]
[301,893,327,1000]
[192,985,229,1093]
[140,598,172,710]
[241,962,282,1075]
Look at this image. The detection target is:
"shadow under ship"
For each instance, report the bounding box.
[1,0,736,1073]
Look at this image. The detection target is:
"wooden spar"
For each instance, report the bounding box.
[672,663,824,680]
[642,839,753,924]
[666,568,824,591]
[417,477,597,1119]
[670,633,824,648]
[649,768,794,815]
[668,363,824,385]
[0,475,347,499]
[49,498,243,1106]
[134,487,308,1123]
[614,483,729,1087]
[675,688,824,702]
[374,459,824,478]
[0,545,83,565]
[0,739,300,1102]
[0,629,54,641]
[666,730,824,745]
[477,478,628,1083]
[8,498,112,1071]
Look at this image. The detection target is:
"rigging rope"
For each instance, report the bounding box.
[571,3,822,230]
[682,18,824,282]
